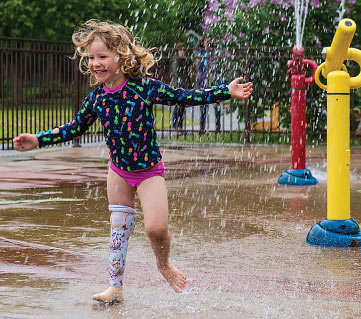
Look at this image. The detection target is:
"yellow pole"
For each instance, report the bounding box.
[314,18,361,221]
[326,71,350,220]
[307,18,361,247]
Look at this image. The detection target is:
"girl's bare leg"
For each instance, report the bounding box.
[92,168,136,303]
[137,176,186,293]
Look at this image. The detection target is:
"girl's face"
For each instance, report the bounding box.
[88,37,124,89]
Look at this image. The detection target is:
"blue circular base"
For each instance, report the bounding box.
[306,219,361,247]
[278,169,318,186]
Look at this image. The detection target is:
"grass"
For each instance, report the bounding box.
[153,105,194,130]
[0,106,74,139]
[0,104,184,139]
[163,130,361,147]
[164,131,287,144]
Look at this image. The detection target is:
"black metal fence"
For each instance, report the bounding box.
[1,37,360,150]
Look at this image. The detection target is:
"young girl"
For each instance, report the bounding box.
[13,19,253,303]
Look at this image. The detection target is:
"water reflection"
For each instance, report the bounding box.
[0,158,360,318]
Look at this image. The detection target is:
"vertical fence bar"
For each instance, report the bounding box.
[31,41,36,135]
[24,40,28,133]
[17,40,22,138]
[72,58,80,147]
[244,45,250,144]
[5,40,9,149]
[36,42,40,134]
[66,48,71,137]
[0,39,4,150]
[47,43,52,131]
[55,44,59,129]
[42,42,46,134]
[11,40,15,149]
[61,44,65,132]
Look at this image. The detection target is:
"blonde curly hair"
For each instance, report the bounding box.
[72,19,156,86]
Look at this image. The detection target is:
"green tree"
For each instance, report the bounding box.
[203,0,361,132]
[0,0,206,47]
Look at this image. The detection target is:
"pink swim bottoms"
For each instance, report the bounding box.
[110,161,165,188]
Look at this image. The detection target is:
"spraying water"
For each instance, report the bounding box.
[336,0,347,25]
[294,0,310,49]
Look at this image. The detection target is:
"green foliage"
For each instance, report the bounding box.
[205,0,361,134]
[207,0,361,49]
[0,0,206,47]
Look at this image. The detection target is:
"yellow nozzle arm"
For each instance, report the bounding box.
[315,62,347,90]
[315,63,327,90]
[322,18,356,78]
[347,48,361,89]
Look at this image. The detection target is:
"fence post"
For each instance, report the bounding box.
[244,45,250,144]
[72,58,81,147]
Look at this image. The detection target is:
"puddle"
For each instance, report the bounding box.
[0,157,360,318]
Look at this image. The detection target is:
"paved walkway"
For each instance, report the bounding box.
[0,142,318,190]
[2,142,361,191]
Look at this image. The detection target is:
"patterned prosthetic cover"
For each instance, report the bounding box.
[108,204,136,288]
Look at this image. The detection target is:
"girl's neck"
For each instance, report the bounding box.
[105,73,126,90]
[104,77,128,93]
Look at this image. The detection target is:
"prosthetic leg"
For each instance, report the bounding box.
[92,204,136,303]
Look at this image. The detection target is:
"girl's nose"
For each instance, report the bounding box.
[93,58,101,66]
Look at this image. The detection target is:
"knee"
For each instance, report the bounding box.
[145,225,169,241]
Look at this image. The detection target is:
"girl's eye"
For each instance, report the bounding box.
[89,56,94,60]
[100,56,107,59]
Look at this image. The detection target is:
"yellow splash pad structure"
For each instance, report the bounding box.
[307,18,361,247]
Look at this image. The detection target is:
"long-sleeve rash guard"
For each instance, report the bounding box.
[37,77,231,171]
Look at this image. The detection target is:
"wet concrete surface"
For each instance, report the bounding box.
[0,143,360,318]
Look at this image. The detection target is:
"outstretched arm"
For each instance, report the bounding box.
[13,127,60,152]
[146,78,231,107]
[228,77,253,100]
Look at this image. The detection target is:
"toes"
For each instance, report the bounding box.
[174,275,187,293]
[174,286,182,293]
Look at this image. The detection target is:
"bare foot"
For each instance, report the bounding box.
[91,287,124,303]
[158,263,187,293]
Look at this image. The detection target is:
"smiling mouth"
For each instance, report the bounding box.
[95,70,107,74]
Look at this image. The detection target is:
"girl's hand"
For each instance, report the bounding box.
[13,133,39,152]
[229,77,253,100]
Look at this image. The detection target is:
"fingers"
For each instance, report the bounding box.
[229,76,253,99]
[229,77,244,86]
[243,83,253,93]
[13,134,27,151]
[239,82,253,94]
[13,137,21,150]
[242,82,252,88]
[233,78,253,90]
[14,142,24,151]
[233,77,252,85]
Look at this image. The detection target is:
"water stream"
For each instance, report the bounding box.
[294,0,310,49]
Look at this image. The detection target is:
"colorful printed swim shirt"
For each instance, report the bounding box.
[37,77,231,171]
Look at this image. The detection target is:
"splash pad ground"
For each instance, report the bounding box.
[0,143,360,318]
